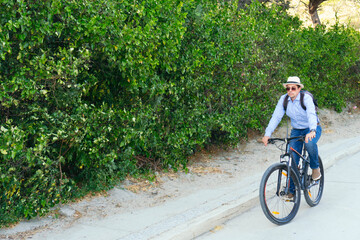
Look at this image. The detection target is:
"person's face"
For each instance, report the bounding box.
[286,84,301,100]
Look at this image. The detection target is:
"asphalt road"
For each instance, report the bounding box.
[197,151,360,240]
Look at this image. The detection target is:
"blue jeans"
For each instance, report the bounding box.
[289,125,322,194]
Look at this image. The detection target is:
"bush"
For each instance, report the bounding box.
[1,0,359,226]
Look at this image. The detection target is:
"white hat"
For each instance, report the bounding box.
[283,76,304,88]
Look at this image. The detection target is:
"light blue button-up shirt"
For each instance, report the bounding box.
[265,93,319,137]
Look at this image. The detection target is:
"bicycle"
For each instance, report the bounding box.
[259,136,324,225]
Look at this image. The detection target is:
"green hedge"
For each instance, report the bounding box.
[1,0,359,226]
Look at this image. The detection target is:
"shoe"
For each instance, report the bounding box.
[312,168,321,181]
[284,193,295,201]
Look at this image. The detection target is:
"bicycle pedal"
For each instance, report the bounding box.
[307,180,320,189]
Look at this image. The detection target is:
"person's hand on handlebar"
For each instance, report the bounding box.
[262,136,270,147]
[305,131,316,143]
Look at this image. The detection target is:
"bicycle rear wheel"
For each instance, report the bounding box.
[304,156,324,207]
[259,163,301,225]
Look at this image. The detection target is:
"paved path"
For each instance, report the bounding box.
[197,150,360,239]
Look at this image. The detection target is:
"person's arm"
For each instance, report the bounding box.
[262,136,270,146]
[303,94,318,143]
[263,95,286,146]
[303,94,317,131]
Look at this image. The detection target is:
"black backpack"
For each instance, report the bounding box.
[283,90,318,112]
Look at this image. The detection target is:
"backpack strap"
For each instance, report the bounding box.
[283,94,289,111]
[283,91,307,112]
[300,91,306,110]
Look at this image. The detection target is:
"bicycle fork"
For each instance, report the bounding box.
[277,149,303,197]
[276,153,292,197]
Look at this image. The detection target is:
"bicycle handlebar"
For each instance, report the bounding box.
[268,136,305,144]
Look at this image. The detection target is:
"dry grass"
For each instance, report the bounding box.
[124,176,164,193]
[188,166,224,175]
[122,164,228,193]
[288,0,360,29]
[122,165,227,193]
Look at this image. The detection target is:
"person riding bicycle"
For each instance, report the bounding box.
[262,76,322,186]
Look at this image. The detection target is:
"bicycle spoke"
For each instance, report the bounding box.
[303,156,324,207]
[266,196,294,219]
[260,164,300,224]
[307,181,320,200]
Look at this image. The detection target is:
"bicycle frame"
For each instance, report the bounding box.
[277,136,310,194]
[260,136,324,225]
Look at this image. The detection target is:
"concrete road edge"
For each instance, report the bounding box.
[153,136,360,240]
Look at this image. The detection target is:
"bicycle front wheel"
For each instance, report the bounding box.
[259,163,301,225]
[304,156,324,207]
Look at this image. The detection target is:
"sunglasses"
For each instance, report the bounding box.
[286,87,298,91]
